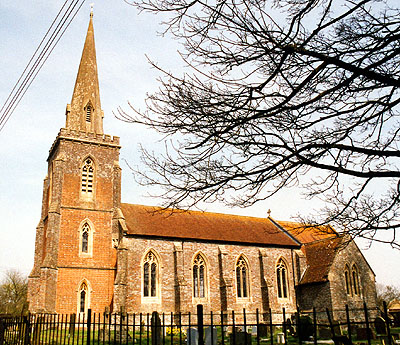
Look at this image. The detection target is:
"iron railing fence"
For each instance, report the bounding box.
[0,303,396,345]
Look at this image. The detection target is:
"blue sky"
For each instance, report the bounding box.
[0,0,399,288]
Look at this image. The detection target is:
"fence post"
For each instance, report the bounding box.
[363,302,371,345]
[269,308,273,345]
[23,315,31,345]
[312,308,317,345]
[383,301,392,345]
[282,308,287,345]
[87,309,92,345]
[197,304,204,345]
[0,318,5,345]
[326,308,335,338]
[296,306,302,345]
[345,305,353,345]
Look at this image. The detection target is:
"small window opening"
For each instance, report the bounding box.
[81,223,90,253]
[79,283,87,313]
[86,105,92,122]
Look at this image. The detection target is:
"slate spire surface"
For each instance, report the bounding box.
[66,10,103,134]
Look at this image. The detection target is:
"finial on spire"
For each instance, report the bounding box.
[90,3,94,17]
[267,209,271,217]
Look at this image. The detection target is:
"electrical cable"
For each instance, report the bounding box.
[0,0,87,133]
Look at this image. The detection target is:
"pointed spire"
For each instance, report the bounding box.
[66,10,103,134]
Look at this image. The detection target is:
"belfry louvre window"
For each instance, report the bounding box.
[276,259,288,299]
[193,253,206,298]
[143,251,158,297]
[236,256,249,298]
[81,158,94,195]
[86,105,92,122]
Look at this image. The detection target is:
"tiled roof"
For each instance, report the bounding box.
[299,236,343,285]
[119,203,300,247]
[277,221,338,244]
[276,220,342,285]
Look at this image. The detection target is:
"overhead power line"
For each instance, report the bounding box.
[0,0,87,133]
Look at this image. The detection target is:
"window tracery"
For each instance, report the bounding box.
[236,256,249,298]
[276,259,288,299]
[143,251,158,297]
[193,253,207,298]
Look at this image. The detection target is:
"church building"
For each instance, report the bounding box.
[27,13,377,319]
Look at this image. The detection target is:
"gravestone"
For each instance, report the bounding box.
[187,327,199,345]
[229,331,252,345]
[205,326,217,345]
[318,326,332,340]
[374,317,387,335]
[152,312,162,345]
[258,323,269,338]
[277,332,285,344]
[332,321,342,336]
[356,327,375,340]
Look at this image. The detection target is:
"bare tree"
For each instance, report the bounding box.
[119,0,400,247]
[0,270,28,315]
[376,283,400,309]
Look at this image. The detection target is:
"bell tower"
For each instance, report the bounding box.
[28,11,121,314]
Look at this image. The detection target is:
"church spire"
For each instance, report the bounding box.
[66,10,103,134]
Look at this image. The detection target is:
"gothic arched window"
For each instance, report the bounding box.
[236,256,249,298]
[79,282,88,313]
[352,264,361,296]
[344,265,351,295]
[143,251,158,297]
[81,158,94,196]
[193,253,207,298]
[276,259,288,299]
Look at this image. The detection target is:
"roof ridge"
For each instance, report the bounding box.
[120,202,273,221]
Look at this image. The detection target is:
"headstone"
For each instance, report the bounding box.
[229,331,252,345]
[277,332,285,344]
[374,317,387,335]
[151,312,162,345]
[187,327,199,345]
[205,326,217,345]
[258,323,269,338]
[356,328,374,340]
[318,326,332,339]
[332,321,342,336]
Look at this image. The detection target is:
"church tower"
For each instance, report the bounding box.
[28,12,121,314]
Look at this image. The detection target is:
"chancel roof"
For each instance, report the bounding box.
[276,220,343,285]
[119,203,300,248]
[298,236,343,285]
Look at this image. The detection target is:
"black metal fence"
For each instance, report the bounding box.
[0,303,397,345]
